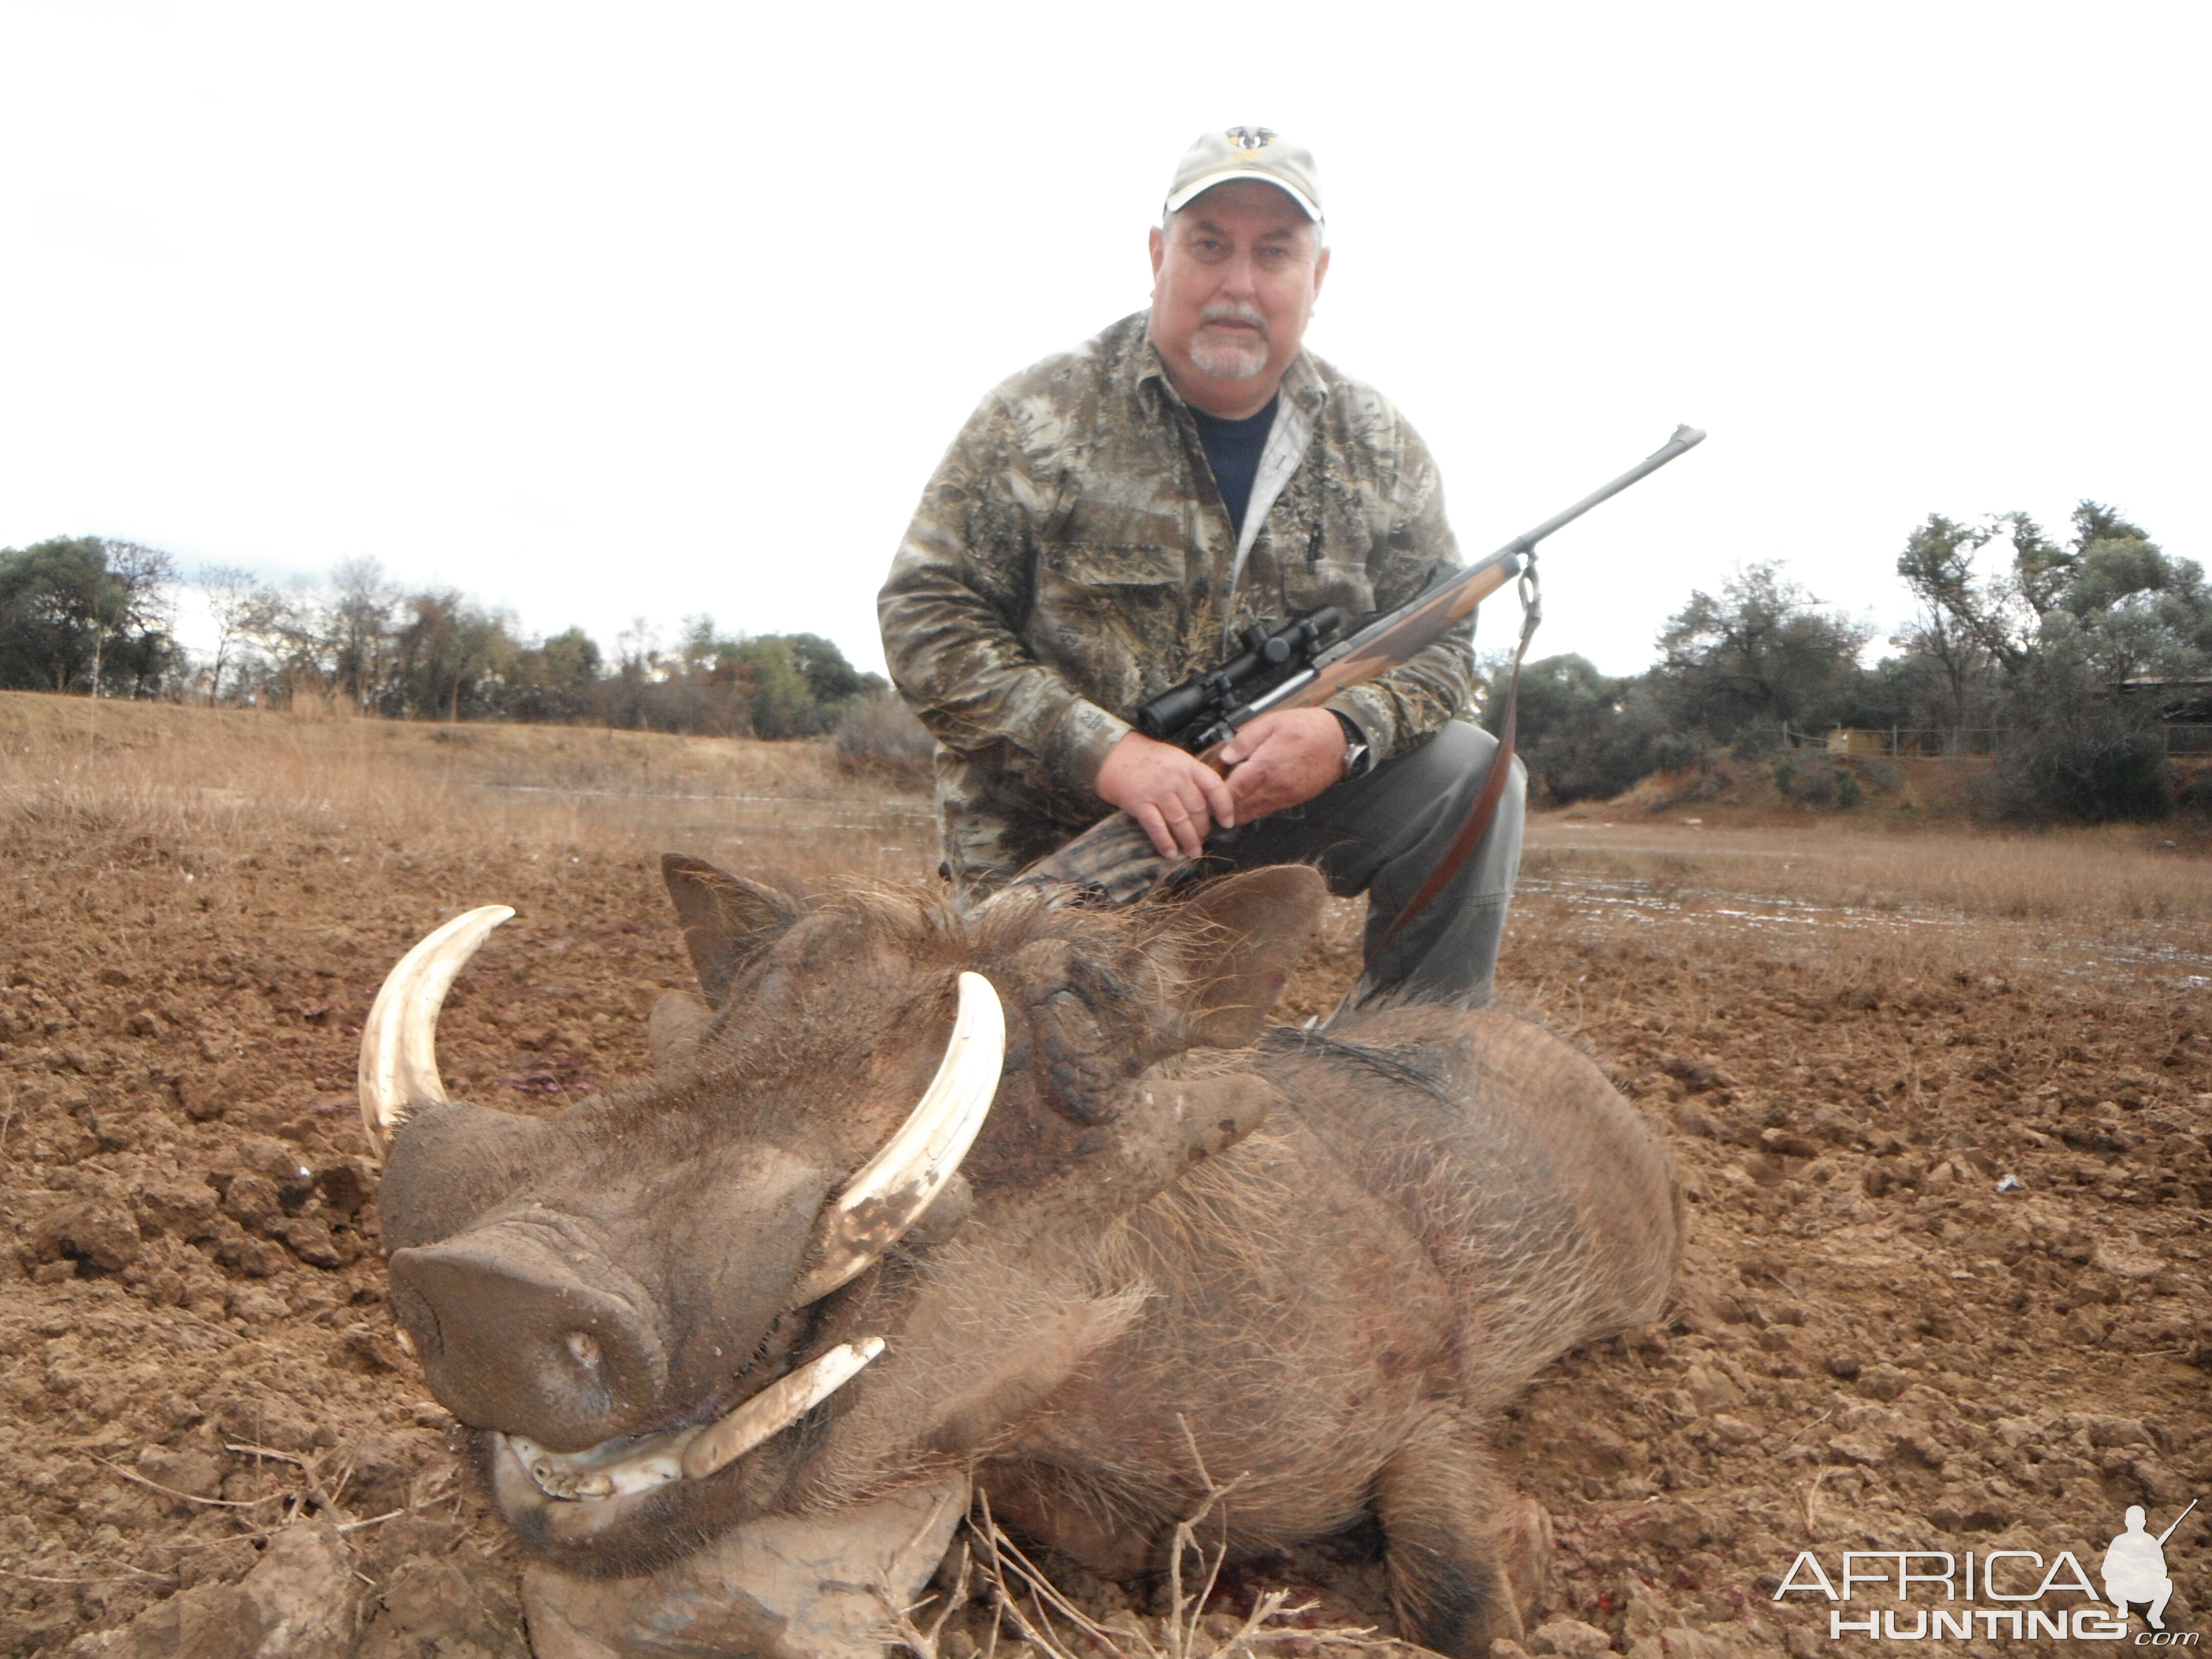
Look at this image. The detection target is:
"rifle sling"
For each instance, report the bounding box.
[1376,554,1539,950]
[1375,658,1521,950]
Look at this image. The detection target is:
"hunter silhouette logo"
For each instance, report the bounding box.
[1773,1498,2201,1642]
[1226,125,1276,150]
[2107,1501,2196,1631]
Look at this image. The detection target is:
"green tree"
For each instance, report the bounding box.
[1894,515,2004,740]
[1652,562,1874,741]
[0,537,179,696]
[496,627,605,722]
[388,588,518,720]
[662,619,885,738]
[1888,500,2207,819]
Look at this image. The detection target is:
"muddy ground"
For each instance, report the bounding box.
[1,700,2206,1657]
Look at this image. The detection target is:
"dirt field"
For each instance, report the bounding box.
[2,693,2206,1658]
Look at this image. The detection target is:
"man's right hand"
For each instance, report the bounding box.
[1094,731,1237,858]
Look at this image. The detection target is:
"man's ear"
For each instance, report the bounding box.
[1156,865,1326,1047]
[660,855,803,1007]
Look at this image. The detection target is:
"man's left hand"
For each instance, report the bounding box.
[1219,707,1349,823]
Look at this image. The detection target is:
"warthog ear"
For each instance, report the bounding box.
[1159,865,1327,1047]
[661,855,803,1006]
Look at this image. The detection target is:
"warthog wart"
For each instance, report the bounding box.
[357,856,1679,1655]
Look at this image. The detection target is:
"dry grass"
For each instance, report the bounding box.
[1515,817,2211,1023]
[0,691,937,886]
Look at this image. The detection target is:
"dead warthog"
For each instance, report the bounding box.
[359,858,1678,1655]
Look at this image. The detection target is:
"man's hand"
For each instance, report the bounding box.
[1095,731,1239,858]
[1219,707,1348,823]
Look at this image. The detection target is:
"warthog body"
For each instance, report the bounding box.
[369,859,1677,1655]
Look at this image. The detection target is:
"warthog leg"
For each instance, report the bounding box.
[1373,1404,1524,1656]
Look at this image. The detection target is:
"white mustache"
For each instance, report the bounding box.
[1197,302,1267,336]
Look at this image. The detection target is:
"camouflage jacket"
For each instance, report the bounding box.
[880,310,1475,884]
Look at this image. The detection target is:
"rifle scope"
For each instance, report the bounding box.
[1136,608,1341,744]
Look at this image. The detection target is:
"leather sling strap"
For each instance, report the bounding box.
[1376,558,1541,950]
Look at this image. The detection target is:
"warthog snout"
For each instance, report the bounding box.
[390,1221,670,1451]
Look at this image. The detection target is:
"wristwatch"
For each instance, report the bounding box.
[1329,710,1372,780]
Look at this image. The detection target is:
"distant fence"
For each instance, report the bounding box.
[1781,724,2212,758]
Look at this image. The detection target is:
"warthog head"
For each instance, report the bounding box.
[358,856,1322,1575]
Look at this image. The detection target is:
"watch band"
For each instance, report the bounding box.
[1329,710,1372,780]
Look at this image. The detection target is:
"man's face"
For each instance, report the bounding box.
[1147,179,1329,418]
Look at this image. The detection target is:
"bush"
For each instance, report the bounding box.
[833,692,935,787]
[1774,757,1865,809]
[1995,661,2174,822]
[2002,722,2172,821]
[1853,758,1902,796]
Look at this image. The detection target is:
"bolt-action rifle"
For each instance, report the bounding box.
[1019,424,1707,902]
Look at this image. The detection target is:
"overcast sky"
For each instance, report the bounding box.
[4,1,2206,678]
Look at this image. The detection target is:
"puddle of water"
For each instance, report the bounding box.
[1519,867,2212,991]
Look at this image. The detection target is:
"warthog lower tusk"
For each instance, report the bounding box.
[358,905,515,1156]
[784,972,1004,1309]
[680,1336,886,1480]
[509,1430,690,1501]
[503,1337,888,1502]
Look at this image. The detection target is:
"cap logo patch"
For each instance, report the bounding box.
[1225,125,1276,151]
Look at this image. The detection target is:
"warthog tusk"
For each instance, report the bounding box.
[784,972,1004,1309]
[358,905,515,1156]
[680,1337,886,1480]
[501,1337,888,1502]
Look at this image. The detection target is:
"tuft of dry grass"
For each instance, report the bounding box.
[886,1428,1443,1659]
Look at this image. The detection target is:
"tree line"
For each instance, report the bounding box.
[0,541,884,740]
[1495,501,2210,820]
[7,502,2206,818]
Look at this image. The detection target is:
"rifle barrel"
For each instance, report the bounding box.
[1501,423,1707,558]
[1317,424,1705,671]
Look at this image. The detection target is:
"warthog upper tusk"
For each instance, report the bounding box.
[358,905,515,1157]
[784,972,1005,1309]
[679,1336,886,1481]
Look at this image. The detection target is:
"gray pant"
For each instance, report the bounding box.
[1214,720,1525,1009]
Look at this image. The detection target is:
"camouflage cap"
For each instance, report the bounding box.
[1163,126,1323,224]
